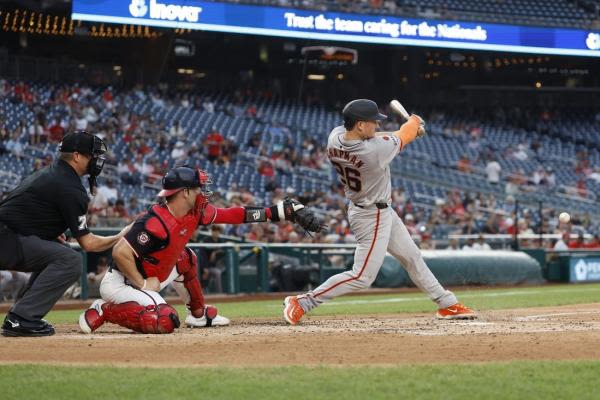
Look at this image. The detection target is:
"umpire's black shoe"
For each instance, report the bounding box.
[1,313,55,337]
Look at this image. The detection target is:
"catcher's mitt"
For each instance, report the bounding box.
[270,198,327,234]
[294,207,327,234]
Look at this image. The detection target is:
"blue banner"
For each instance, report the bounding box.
[72,0,600,57]
[570,257,600,282]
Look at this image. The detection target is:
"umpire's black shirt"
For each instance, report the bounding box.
[0,159,90,240]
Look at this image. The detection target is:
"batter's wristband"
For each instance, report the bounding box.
[141,279,147,290]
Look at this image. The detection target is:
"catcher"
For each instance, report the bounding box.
[79,166,325,334]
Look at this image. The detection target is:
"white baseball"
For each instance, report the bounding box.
[559,212,570,224]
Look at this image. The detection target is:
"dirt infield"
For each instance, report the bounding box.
[1,303,599,367]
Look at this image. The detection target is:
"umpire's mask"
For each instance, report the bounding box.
[59,131,107,195]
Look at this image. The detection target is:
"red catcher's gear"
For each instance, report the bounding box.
[139,204,199,281]
[102,302,180,334]
[175,247,206,317]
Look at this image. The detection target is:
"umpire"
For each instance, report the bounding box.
[0,131,128,337]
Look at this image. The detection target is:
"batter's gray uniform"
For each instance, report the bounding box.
[297,125,458,311]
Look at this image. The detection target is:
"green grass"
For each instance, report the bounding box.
[2,285,599,399]
[4,283,599,324]
[1,361,598,400]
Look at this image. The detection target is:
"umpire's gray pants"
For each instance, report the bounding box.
[0,235,81,321]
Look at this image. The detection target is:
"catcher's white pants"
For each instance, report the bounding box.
[100,267,190,307]
[299,204,457,311]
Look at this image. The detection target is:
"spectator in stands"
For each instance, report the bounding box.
[169,121,186,138]
[180,94,190,108]
[199,225,225,293]
[202,98,215,113]
[88,188,109,227]
[110,198,129,222]
[5,131,24,160]
[532,166,547,187]
[446,238,460,250]
[505,172,522,195]
[0,124,8,155]
[127,196,142,217]
[220,138,238,166]
[553,232,570,250]
[512,143,529,161]
[589,167,600,184]
[245,103,258,119]
[262,175,277,192]
[472,234,491,250]
[28,114,48,145]
[117,158,141,185]
[48,118,65,143]
[246,224,265,242]
[74,112,88,131]
[247,131,262,148]
[170,141,187,161]
[272,151,292,176]
[204,128,224,163]
[258,159,275,177]
[0,79,9,97]
[482,213,501,234]
[150,92,165,108]
[456,154,472,173]
[568,233,586,249]
[83,105,99,124]
[545,167,556,188]
[32,159,44,172]
[404,214,419,236]
[584,234,600,249]
[97,179,118,205]
[485,157,501,185]
[462,238,476,251]
[461,215,478,235]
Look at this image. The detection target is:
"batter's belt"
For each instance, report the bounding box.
[353,202,388,209]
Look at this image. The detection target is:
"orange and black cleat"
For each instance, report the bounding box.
[436,303,477,320]
[283,296,305,325]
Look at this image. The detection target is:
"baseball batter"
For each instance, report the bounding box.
[284,99,477,324]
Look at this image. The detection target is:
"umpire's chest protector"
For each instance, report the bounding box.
[140,205,199,281]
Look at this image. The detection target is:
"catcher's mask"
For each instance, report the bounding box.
[158,166,213,205]
[59,130,107,194]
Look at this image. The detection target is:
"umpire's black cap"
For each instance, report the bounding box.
[342,99,387,121]
[59,131,104,156]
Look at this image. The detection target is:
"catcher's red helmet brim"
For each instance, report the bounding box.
[157,187,184,198]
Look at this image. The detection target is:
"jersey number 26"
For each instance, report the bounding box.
[331,161,362,192]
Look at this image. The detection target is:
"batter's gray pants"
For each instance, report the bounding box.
[299,205,457,312]
[0,235,82,321]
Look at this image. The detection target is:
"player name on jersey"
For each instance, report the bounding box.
[327,148,364,168]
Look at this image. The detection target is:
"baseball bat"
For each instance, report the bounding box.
[389,99,427,136]
[389,99,410,120]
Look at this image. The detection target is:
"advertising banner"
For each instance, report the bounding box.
[72,0,600,57]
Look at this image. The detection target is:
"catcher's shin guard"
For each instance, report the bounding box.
[175,247,207,317]
[102,302,180,334]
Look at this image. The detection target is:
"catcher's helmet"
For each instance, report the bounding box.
[158,166,212,200]
[342,99,387,121]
